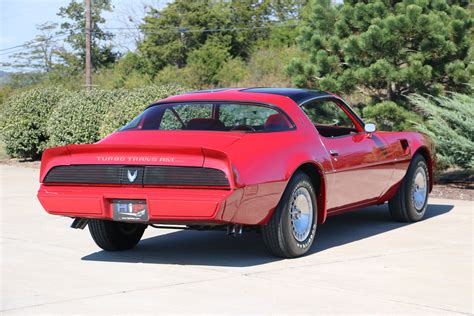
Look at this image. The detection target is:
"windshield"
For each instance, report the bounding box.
[120,102,294,133]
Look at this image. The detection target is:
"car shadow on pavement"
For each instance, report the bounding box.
[82,203,453,267]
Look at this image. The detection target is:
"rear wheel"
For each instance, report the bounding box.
[389,154,429,222]
[262,172,317,258]
[88,220,146,251]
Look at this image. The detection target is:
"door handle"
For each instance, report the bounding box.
[329,149,339,157]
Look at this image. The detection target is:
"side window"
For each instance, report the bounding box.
[302,100,358,137]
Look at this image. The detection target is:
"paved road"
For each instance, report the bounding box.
[1,165,472,314]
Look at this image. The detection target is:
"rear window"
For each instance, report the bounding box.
[120,102,293,132]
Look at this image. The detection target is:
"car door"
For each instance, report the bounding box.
[301,98,393,210]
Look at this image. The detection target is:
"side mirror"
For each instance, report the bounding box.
[364,123,376,133]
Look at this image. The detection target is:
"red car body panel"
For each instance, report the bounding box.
[37,88,434,225]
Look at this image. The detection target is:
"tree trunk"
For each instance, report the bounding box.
[387,81,393,101]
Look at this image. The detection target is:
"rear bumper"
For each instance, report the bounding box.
[37,185,242,224]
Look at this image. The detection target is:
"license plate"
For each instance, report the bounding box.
[112,199,148,222]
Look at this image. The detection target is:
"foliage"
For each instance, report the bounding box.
[138,0,304,75]
[57,0,118,71]
[0,85,185,158]
[153,65,192,87]
[288,0,473,102]
[139,0,231,73]
[0,88,70,158]
[47,89,128,147]
[93,53,154,89]
[215,57,248,87]
[409,92,474,170]
[186,36,232,88]
[99,85,186,137]
[238,45,302,87]
[362,101,421,131]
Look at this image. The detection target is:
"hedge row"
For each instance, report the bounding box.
[0,88,71,159]
[0,85,185,159]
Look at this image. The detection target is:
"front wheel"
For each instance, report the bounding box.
[389,154,430,222]
[88,220,146,251]
[262,172,317,258]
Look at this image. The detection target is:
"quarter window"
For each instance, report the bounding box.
[302,99,359,137]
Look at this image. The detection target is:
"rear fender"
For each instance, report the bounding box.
[260,159,328,225]
[289,161,328,224]
[406,133,435,192]
[379,132,435,202]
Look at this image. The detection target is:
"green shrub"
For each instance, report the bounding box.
[241,46,299,87]
[409,93,474,170]
[362,101,421,131]
[216,57,248,87]
[0,88,69,158]
[47,89,129,147]
[99,85,186,138]
[154,66,193,87]
[186,36,232,88]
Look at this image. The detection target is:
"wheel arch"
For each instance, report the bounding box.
[413,146,434,192]
[290,161,327,224]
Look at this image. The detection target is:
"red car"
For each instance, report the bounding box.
[38,88,434,258]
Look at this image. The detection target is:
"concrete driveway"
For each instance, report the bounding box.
[1,165,472,314]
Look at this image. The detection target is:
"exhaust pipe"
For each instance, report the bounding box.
[71,218,89,229]
[227,224,243,236]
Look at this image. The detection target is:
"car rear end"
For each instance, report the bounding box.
[37,142,241,225]
[38,98,295,225]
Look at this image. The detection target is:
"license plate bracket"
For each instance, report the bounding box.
[112,199,148,222]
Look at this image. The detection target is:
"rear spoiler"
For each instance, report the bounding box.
[39,144,235,187]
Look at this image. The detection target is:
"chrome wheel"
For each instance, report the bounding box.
[290,187,314,242]
[412,166,428,211]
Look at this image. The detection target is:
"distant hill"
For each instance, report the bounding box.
[0,71,11,85]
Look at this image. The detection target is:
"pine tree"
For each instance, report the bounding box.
[57,0,118,71]
[287,0,473,102]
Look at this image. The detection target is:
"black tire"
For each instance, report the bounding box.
[389,154,430,222]
[262,172,317,258]
[88,219,146,251]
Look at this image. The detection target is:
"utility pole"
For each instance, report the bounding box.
[85,0,92,91]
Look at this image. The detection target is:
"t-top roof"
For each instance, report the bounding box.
[239,88,331,104]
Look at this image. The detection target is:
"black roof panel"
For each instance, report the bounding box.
[240,88,330,104]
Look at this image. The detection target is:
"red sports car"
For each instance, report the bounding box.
[38,88,434,258]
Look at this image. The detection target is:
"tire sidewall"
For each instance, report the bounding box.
[89,219,146,251]
[405,156,429,221]
[280,174,317,257]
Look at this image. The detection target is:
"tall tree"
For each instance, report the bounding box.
[288,0,473,102]
[139,0,231,73]
[57,0,118,71]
